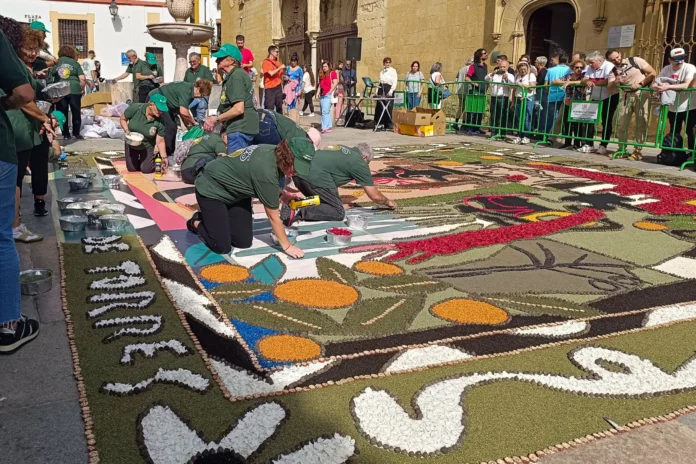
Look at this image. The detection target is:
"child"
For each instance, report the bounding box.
[188,79,213,126]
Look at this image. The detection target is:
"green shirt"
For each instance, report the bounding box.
[136,62,163,91]
[123,103,165,148]
[300,146,374,189]
[188,133,227,158]
[51,56,84,95]
[274,111,307,140]
[184,65,214,84]
[6,70,43,152]
[0,30,31,165]
[152,82,194,112]
[181,152,215,174]
[195,144,281,208]
[219,67,258,135]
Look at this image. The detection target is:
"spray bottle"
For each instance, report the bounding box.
[289,195,320,210]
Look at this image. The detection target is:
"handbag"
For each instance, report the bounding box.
[441,88,452,100]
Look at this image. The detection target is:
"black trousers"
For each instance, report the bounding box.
[377,84,393,128]
[264,86,283,113]
[139,85,154,104]
[292,176,345,222]
[159,110,178,158]
[194,191,253,255]
[302,90,316,113]
[56,93,82,137]
[16,140,49,196]
[667,109,696,150]
[490,96,510,134]
[586,93,620,148]
[125,144,156,174]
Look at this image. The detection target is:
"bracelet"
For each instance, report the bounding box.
[283,243,291,251]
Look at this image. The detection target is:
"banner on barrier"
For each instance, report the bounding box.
[569,100,602,124]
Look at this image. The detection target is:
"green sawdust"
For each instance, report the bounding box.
[409,287,472,331]
[360,274,449,294]
[538,293,606,304]
[631,268,682,285]
[404,244,507,273]
[220,300,342,334]
[476,294,602,318]
[249,320,696,463]
[316,257,358,285]
[367,183,535,207]
[341,295,425,335]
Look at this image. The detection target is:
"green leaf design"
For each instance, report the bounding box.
[360,274,449,294]
[208,281,272,295]
[473,294,602,318]
[342,295,425,335]
[316,257,357,285]
[219,301,341,335]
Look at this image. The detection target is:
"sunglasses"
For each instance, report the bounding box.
[574,66,583,69]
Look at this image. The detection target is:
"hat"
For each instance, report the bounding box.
[212,43,243,63]
[149,94,169,112]
[490,51,501,63]
[30,21,50,33]
[146,53,157,65]
[306,127,321,149]
[516,61,530,69]
[51,110,66,127]
[671,48,687,62]
[288,137,315,176]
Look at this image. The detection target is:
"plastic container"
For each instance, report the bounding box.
[326,227,352,245]
[346,214,370,230]
[36,101,51,114]
[59,215,88,232]
[42,82,70,99]
[289,195,320,210]
[271,227,299,246]
[102,175,122,189]
[19,269,54,296]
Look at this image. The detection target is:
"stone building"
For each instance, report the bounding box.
[221,0,695,83]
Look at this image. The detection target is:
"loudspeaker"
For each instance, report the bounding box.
[346,37,362,61]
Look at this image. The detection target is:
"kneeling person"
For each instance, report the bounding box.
[283,143,396,225]
[189,138,315,259]
[120,95,169,173]
[180,131,228,184]
[254,109,321,148]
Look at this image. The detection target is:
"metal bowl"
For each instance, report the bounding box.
[100,214,129,231]
[326,229,352,246]
[42,82,70,99]
[171,163,182,180]
[36,101,52,114]
[57,196,81,212]
[68,177,91,191]
[87,204,126,225]
[271,227,299,246]
[19,268,54,296]
[346,214,370,230]
[75,172,96,184]
[65,202,92,216]
[60,215,88,232]
[84,199,111,208]
[102,175,122,189]
[125,132,144,147]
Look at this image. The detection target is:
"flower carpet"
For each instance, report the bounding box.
[58,143,696,463]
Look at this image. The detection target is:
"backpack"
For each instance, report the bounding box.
[657,133,689,166]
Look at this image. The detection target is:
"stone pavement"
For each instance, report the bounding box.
[2,127,696,463]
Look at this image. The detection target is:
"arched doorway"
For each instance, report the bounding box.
[526,3,576,60]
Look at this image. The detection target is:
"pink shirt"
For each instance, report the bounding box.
[241,48,254,73]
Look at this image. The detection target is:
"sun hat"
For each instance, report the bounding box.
[306,127,321,149]
[146,53,158,65]
[212,44,243,63]
[288,137,316,176]
[671,48,687,62]
[30,21,50,33]
[149,94,169,112]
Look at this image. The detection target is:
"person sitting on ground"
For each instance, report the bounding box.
[188,138,316,259]
[150,80,208,157]
[281,143,397,226]
[203,43,259,153]
[180,130,228,184]
[119,94,169,174]
[253,109,322,147]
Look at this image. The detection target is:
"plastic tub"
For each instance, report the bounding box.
[346,214,370,230]
[271,227,299,246]
[326,228,352,245]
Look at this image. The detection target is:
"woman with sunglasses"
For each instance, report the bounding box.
[557,59,589,151]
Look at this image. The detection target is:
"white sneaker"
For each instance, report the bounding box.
[597,146,609,156]
[299,111,304,116]
[13,224,43,243]
[521,137,530,145]
[509,137,522,144]
[309,113,315,117]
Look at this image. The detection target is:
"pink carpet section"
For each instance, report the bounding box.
[128,184,188,231]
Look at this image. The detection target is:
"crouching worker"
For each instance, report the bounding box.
[253,108,322,148]
[188,137,316,259]
[120,94,169,173]
[282,143,397,225]
[180,131,227,184]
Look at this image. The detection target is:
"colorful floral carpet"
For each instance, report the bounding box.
[59,142,696,463]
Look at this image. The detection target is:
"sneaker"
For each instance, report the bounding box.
[186,212,200,235]
[509,137,522,145]
[33,199,48,217]
[577,145,592,153]
[521,137,530,145]
[0,315,40,353]
[627,150,643,161]
[309,113,315,117]
[597,146,609,156]
[299,111,304,116]
[13,224,43,243]
[280,204,297,227]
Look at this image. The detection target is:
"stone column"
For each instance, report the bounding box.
[172,42,191,82]
[307,0,320,72]
[308,32,319,74]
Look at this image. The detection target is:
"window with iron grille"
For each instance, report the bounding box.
[58,19,88,59]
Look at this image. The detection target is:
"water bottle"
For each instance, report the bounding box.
[154,155,162,178]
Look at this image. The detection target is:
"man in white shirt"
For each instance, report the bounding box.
[81,50,97,94]
[653,47,696,151]
[485,59,512,136]
[581,51,619,156]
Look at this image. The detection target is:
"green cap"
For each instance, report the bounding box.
[30,21,50,33]
[211,43,243,63]
[490,50,501,63]
[288,137,315,176]
[146,53,157,65]
[51,110,66,127]
[149,94,169,112]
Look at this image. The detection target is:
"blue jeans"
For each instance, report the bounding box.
[514,97,533,137]
[0,161,20,324]
[227,132,255,153]
[541,98,563,135]
[252,109,282,145]
[189,97,208,126]
[406,92,421,110]
[320,95,332,131]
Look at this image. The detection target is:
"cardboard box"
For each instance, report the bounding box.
[93,103,108,116]
[392,107,446,136]
[81,91,112,108]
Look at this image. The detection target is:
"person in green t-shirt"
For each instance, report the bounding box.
[51,45,86,139]
[282,143,396,225]
[184,52,214,84]
[0,25,41,353]
[150,80,210,157]
[135,53,164,104]
[252,109,322,148]
[190,137,315,259]
[203,43,259,153]
[119,95,169,174]
[180,131,227,184]
[111,49,141,102]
